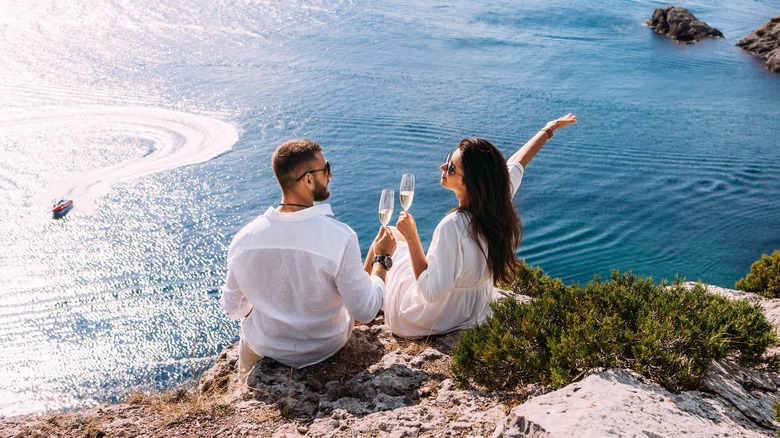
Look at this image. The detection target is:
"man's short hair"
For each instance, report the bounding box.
[272,139,323,189]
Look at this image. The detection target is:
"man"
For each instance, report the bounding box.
[221,139,396,379]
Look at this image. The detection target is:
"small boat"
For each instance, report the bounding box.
[52,199,74,219]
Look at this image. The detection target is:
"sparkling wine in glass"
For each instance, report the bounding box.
[378,189,394,226]
[400,173,414,211]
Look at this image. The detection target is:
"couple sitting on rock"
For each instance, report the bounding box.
[221,114,577,381]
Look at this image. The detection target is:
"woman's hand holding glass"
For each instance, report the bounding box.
[395,210,419,243]
[396,209,428,280]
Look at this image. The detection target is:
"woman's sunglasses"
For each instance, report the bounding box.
[444,152,460,176]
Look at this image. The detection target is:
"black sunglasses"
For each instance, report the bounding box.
[445,152,460,176]
[295,161,331,182]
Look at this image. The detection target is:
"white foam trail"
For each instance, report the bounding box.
[0,106,238,213]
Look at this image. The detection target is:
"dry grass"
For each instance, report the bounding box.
[396,336,432,355]
[72,415,105,438]
[125,385,234,428]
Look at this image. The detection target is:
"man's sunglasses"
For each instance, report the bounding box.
[295,161,331,182]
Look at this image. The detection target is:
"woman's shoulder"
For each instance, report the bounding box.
[436,210,470,233]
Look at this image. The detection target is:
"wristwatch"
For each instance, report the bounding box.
[372,254,393,271]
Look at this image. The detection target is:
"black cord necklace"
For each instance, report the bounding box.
[279,202,313,208]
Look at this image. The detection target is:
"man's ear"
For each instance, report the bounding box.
[301,173,315,191]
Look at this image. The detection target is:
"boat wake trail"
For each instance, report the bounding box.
[0,106,238,213]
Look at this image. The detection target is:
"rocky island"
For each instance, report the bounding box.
[737,17,780,73]
[647,6,724,43]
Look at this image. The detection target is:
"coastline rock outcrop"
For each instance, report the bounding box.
[204,302,780,437]
[500,363,779,437]
[1,284,779,436]
[737,16,780,73]
[647,6,724,43]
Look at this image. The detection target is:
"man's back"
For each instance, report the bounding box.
[221,204,384,368]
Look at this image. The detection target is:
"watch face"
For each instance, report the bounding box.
[374,255,392,270]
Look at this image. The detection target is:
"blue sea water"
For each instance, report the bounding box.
[0,0,778,415]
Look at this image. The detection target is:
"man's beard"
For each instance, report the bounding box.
[313,179,330,202]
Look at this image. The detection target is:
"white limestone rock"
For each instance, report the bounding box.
[504,366,777,437]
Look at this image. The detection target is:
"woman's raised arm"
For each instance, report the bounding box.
[508,113,577,168]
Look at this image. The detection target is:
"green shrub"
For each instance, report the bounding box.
[453,268,776,393]
[775,399,780,438]
[736,250,780,298]
[496,260,566,298]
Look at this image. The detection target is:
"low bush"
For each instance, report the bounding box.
[775,399,780,438]
[736,250,780,298]
[496,261,566,298]
[453,268,776,393]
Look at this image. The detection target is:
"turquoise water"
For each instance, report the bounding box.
[0,0,778,415]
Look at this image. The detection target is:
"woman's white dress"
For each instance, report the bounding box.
[384,162,524,338]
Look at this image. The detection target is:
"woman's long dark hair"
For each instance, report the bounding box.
[457,138,522,285]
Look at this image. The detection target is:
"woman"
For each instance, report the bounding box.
[370,114,577,338]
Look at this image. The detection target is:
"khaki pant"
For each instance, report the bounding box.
[238,337,262,382]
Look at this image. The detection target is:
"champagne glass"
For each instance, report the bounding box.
[400,173,415,211]
[378,189,394,226]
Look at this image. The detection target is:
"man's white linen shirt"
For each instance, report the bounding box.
[221,203,385,368]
